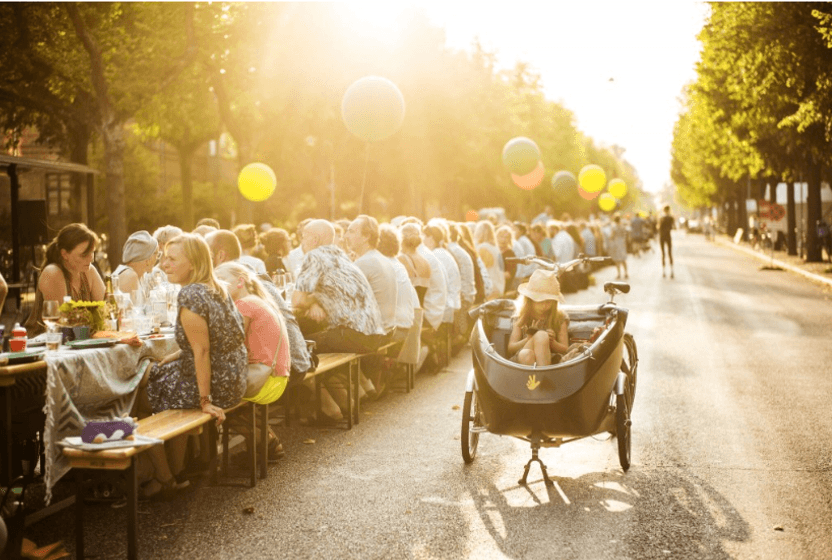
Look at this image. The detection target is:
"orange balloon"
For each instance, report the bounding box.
[578,187,600,200]
[465,210,479,222]
[511,161,545,190]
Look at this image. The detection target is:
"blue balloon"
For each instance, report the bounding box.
[552,170,578,191]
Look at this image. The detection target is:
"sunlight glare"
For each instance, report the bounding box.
[340,2,406,46]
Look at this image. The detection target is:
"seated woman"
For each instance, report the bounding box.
[397,223,431,305]
[506,269,569,366]
[215,262,291,458]
[25,223,105,336]
[136,233,247,498]
[111,230,159,296]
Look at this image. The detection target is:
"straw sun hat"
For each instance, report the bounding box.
[517,269,563,302]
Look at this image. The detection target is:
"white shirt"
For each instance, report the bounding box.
[447,242,476,304]
[417,244,447,330]
[433,247,461,322]
[388,256,418,331]
[354,249,398,333]
[552,230,577,264]
[285,246,305,278]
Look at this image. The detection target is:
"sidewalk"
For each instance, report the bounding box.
[714,235,832,289]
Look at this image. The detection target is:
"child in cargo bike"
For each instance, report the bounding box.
[506,269,570,366]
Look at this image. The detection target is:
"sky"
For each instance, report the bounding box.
[347,1,710,195]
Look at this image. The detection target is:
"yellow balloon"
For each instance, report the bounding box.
[578,164,606,193]
[238,163,276,202]
[608,178,628,199]
[598,193,617,212]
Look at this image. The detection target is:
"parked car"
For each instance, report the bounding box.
[686,219,702,233]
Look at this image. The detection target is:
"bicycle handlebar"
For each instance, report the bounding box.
[504,254,611,276]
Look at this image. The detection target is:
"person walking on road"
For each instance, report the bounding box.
[659,205,675,279]
[608,215,629,280]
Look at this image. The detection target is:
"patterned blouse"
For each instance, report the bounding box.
[295,245,385,336]
[147,283,247,411]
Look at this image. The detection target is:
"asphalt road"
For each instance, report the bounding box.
[27,233,832,559]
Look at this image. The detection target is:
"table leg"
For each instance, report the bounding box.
[353,360,360,426]
[126,459,138,560]
[1,386,12,486]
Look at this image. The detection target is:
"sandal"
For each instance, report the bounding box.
[140,476,189,501]
[267,434,285,462]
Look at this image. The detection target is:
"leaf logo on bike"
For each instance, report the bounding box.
[526,374,541,391]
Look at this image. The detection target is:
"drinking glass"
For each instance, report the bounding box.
[42,300,60,333]
[45,330,63,352]
[273,272,286,292]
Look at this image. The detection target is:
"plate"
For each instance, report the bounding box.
[0,349,46,364]
[65,338,120,350]
[58,434,163,451]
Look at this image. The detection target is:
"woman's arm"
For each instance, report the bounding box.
[507,323,531,356]
[87,265,106,301]
[180,307,225,424]
[548,322,570,354]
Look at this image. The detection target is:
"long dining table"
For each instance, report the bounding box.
[0,334,178,505]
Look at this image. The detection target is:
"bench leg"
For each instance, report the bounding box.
[208,423,219,485]
[222,419,230,476]
[345,363,353,431]
[75,469,85,560]
[259,403,268,479]
[352,360,360,427]
[248,402,256,488]
[126,458,138,560]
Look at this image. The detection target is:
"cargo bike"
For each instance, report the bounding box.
[461,255,638,484]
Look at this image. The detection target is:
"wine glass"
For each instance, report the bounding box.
[43,300,60,332]
[273,272,286,296]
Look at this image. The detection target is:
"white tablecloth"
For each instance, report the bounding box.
[42,338,178,504]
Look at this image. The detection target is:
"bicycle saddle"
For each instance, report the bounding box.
[604,281,631,295]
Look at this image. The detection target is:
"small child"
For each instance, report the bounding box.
[507,269,570,366]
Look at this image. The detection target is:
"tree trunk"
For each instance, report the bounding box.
[805,159,823,262]
[236,144,253,225]
[179,145,195,231]
[787,182,797,255]
[102,122,127,268]
[737,190,748,240]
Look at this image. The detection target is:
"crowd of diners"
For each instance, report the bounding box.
[19,207,645,499]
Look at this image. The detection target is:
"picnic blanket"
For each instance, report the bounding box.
[42,339,177,504]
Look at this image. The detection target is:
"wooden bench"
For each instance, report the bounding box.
[280,352,361,430]
[63,402,256,560]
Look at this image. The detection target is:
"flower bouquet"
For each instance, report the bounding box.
[59,300,109,339]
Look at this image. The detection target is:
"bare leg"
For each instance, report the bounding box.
[517,349,536,365]
[532,331,552,366]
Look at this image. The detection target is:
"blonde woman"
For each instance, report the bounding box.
[215,262,291,459]
[137,234,246,498]
[474,220,505,298]
[214,262,291,402]
[148,234,247,419]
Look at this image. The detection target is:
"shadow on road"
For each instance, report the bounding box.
[462,462,749,559]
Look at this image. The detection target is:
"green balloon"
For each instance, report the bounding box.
[341,76,406,142]
[502,137,541,175]
[552,170,578,191]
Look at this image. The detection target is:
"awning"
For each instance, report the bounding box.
[1,154,99,285]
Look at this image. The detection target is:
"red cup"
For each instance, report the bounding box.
[9,338,27,352]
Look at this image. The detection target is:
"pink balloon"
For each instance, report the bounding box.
[511,161,545,190]
[578,187,600,200]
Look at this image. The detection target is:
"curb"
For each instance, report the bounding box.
[714,237,832,289]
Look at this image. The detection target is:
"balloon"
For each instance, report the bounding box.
[237,163,276,202]
[341,76,405,142]
[578,187,600,201]
[552,170,578,191]
[598,193,617,212]
[465,210,479,222]
[511,161,545,190]
[608,178,628,199]
[578,164,606,193]
[502,137,541,175]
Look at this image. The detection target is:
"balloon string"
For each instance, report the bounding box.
[359,142,370,214]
